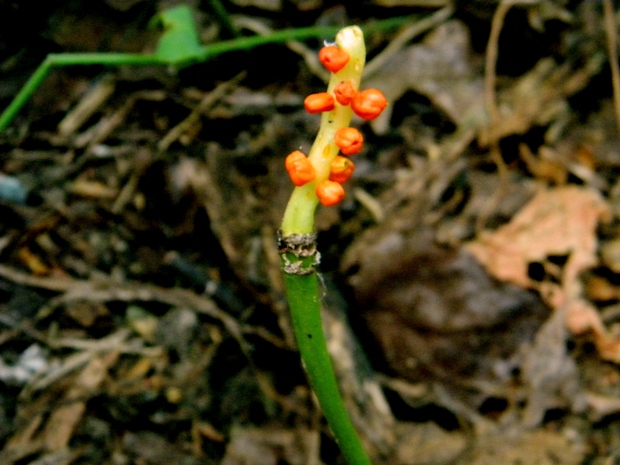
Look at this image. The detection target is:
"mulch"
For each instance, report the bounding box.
[1,1,620,464]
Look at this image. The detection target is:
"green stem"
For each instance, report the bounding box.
[281,250,372,465]
[197,15,414,61]
[0,59,51,131]
[206,0,241,38]
[0,53,164,131]
[0,14,416,132]
[279,26,372,464]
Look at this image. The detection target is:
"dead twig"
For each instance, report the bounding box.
[0,265,244,343]
[480,0,539,232]
[158,72,246,151]
[234,16,329,82]
[363,5,454,79]
[603,0,620,138]
[479,0,513,232]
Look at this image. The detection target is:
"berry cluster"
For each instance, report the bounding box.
[285,45,387,206]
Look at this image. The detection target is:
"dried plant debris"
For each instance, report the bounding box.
[465,428,586,465]
[346,226,548,412]
[366,20,485,135]
[466,186,620,361]
[3,1,620,464]
[520,304,585,428]
[221,426,318,465]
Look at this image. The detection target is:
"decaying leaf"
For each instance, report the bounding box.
[520,304,585,427]
[365,20,484,135]
[465,185,620,362]
[465,185,608,288]
[221,426,318,465]
[465,428,586,465]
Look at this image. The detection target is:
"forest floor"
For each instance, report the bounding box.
[1,1,620,464]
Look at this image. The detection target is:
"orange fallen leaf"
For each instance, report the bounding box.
[465,185,620,362]
[466,186,608,289]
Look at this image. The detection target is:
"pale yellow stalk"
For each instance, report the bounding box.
[281,26,366,236]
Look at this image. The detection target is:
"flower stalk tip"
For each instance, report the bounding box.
[282,25,382,236]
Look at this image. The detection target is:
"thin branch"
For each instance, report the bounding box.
[603,0,620,138]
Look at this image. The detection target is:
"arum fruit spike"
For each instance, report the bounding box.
[281,27,386,236]
[279,25,387,465]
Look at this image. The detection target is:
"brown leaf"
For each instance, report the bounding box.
[365,20,484,135]
[465,186,609,289]
[465,185,620,362]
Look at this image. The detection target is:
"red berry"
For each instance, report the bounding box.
[329,156,355,183]
[304,92,335,114]
[285,151,316,186]
[334,81,356,105]
[319,46,350,73]
[351,89,387,120]
[316,180,345,206]
[334,127,363,155]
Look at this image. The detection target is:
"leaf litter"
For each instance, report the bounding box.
[2,1,620,464]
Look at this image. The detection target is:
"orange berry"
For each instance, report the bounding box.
[334,81,356,105]
[316,179,345,206]
[334,127,363,155]
[329,156,355,183]
[351,88,387,120]
[318,46,350,73]
[285,151,316,186]
[304,92,335,114]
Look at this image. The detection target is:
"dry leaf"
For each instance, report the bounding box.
[221,426,317,465]
[465,186,608,289]
[465,185,620,362]
[365,20,484,135]
[466,429,585,465]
